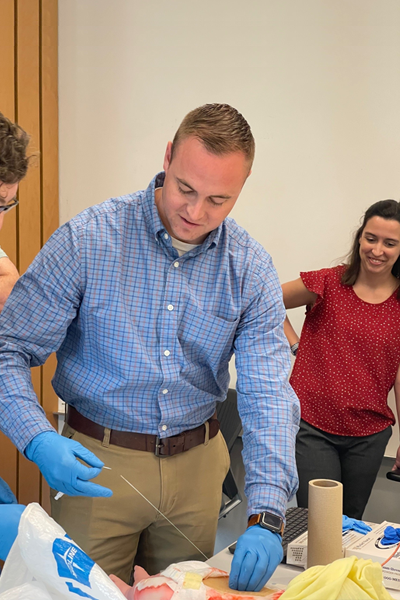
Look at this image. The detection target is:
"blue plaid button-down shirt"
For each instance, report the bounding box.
[0,173,299,517]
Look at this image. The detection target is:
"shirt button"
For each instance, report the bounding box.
[162,389,168,394]
[164,233,169,240]
[167,304,174,311]
[164,350,170,356]
[161,424,167,431]
[174,262,179,268]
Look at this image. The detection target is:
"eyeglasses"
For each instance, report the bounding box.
[0,198,19,213]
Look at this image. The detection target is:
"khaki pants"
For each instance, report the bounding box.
[50,423,230,582]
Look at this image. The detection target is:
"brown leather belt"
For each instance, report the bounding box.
[67,406,220,457]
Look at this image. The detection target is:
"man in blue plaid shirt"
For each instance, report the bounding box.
[0,104,299,591]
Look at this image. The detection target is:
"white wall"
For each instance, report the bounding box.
[59,0,400,456]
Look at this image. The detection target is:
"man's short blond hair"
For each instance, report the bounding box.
[171,104,255,167]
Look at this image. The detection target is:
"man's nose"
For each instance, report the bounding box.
[186,199,204,221]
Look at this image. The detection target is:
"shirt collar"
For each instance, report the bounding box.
[142,172,222,252]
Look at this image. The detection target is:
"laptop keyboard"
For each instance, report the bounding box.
[228,506,308,560]
[282,507,308,556]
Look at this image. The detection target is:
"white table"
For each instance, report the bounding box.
[207,546,400,599]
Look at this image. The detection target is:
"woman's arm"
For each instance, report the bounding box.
[393,364,400,470]
[281,277,317,309]
[284,316,299,348]
[281,278,317,354]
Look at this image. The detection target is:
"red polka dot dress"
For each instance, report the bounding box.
[290,265,400,436]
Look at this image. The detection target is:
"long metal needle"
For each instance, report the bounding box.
[120,474,209,560]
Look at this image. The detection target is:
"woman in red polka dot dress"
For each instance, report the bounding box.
[282,200,400,519]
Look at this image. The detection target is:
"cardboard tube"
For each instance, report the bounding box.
[307,478,343,568]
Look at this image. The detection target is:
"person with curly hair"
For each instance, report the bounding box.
[0,111,29,310]
[0,112,30,562]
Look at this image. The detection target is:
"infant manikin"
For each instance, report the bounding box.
[110,561,284,600]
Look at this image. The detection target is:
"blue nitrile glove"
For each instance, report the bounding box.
[0,477,17,504]
[381,526,400,546]
[342,515,372,535]
[0,504,25,561]
[229,525,283,592]
[25,431,113,497]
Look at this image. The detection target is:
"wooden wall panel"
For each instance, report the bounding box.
[40,0,59,510]
[0,0,59,509]
[17,0,42,274]
[41,0,59,244]
[0,0,18,266]
[16,0,43,505]
[0,0,18,497]
[0,0,15,116]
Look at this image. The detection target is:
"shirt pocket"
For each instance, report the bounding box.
[178,304,239,372]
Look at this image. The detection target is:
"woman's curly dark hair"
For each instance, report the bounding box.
[0,112,30,186]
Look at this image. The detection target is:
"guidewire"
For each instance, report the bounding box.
[120,474,209,560]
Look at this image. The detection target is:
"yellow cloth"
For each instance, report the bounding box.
[279,556,395,600]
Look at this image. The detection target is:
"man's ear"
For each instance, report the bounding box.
[163,141,173,172]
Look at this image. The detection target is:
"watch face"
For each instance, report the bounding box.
[260,512,283,532]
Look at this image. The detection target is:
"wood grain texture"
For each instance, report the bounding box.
[41,0,59,244]
[0,0,18,267]
[0,0,18,494]
[0,0,15,118]
[0,0,59,507]
[39,0,59,508]
[16,0,42,503]
[17,0,41,275]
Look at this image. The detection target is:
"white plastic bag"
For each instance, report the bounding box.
[0,503,126,600]
[0,582,53,600]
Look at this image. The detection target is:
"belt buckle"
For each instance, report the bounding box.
[154,436,164,457]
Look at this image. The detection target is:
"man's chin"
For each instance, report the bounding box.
[172,227,207,245]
